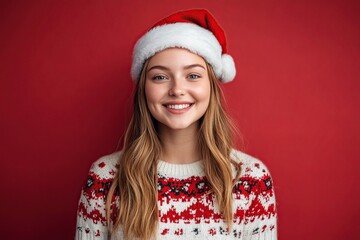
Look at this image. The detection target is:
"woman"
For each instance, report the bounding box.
[76,9,277,240]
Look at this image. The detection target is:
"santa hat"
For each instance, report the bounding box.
[131,9,236,83]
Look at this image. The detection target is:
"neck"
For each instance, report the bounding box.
[158,123,201,164]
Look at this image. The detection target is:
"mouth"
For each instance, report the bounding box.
[164,103,193,110]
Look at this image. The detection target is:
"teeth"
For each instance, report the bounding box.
[166,104,191,110]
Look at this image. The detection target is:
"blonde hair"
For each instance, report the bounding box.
[106,61,241,239]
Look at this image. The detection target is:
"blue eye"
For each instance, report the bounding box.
[152,75,167,80]
[188,74,200,79]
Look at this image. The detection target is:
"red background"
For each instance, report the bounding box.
[1,1,359,239]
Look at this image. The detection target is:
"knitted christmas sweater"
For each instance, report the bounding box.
[76,150,277,239]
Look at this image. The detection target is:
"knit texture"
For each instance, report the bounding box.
[75,150,277,239]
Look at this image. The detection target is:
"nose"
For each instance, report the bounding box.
[168,78,185,96]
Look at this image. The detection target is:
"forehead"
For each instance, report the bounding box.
[147,48,206,68]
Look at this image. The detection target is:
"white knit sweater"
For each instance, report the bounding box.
[76,149,277,239]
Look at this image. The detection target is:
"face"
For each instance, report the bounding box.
[145,48,211,131]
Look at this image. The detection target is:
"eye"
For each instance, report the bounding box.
[152,75,168,80]
[188,74,201,79]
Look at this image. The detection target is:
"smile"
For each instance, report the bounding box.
[165,104,192,110]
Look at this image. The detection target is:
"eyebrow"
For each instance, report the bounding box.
[147,64,206,72]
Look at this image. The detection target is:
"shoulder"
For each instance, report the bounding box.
[230,149,272,179]
[78,151,121,206]
[88,151,121,179]
[81,151,121,203]
[230,149,275,196]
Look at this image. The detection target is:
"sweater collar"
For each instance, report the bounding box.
[157,160,205,179]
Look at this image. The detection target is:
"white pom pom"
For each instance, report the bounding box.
[221,54,236,83]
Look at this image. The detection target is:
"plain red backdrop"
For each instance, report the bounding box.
[1,0,359,239]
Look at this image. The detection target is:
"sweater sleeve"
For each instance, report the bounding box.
[75,152,120,240]
[243,159,277,239]
[231,150,277,240]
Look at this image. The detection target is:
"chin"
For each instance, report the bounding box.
[159,121,198,131]
[167,124,192,130]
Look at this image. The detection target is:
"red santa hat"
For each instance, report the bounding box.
[131,9,236,83]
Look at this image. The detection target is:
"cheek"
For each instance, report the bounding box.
[193,83,211,103]
[145,82,166,114]
[145,83,157,105]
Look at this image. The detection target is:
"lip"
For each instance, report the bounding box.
[163,101,193,105]
[162,102,193,114]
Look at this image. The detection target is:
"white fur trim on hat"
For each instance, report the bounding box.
[221,54,236,83]
[131,22,236,83]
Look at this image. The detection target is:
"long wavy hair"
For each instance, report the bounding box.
[106,60,241,239]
